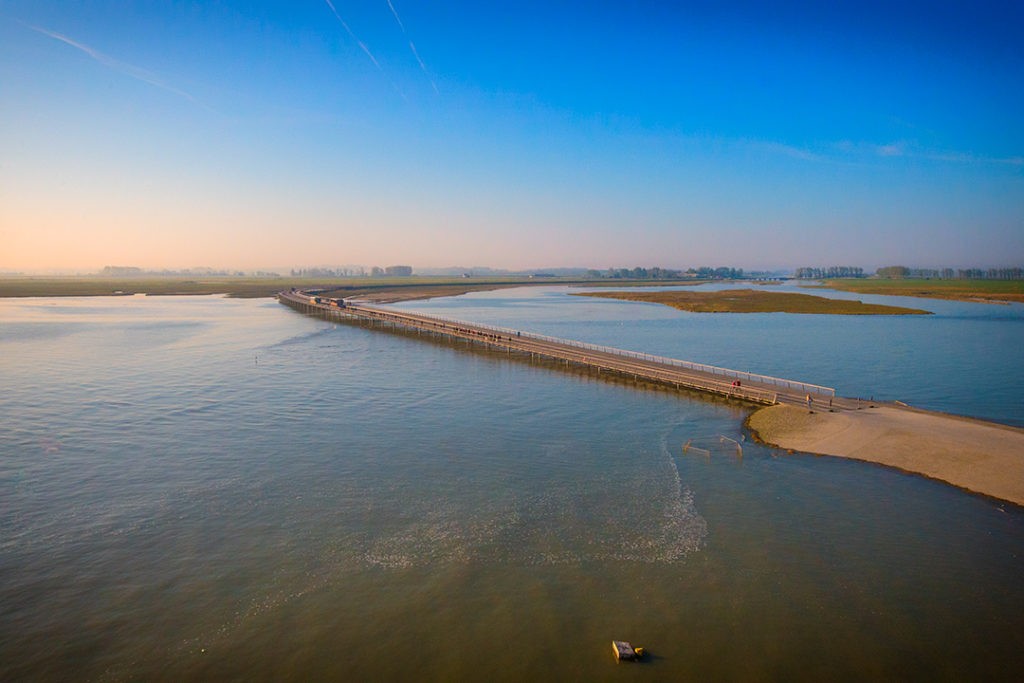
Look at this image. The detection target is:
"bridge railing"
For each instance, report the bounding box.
[348,301,835,397]
[340,302,779,404]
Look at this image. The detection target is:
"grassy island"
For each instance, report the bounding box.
[574,288,931,314]
[814,278,1024,304]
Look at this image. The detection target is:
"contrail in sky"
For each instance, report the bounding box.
[385,0,407,33]
[26,24,200,105]
[385,0,439,95]
[323,0,383,70]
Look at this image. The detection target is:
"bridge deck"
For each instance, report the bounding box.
[278,290,847,409]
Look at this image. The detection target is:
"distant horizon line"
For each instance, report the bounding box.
[3,263,1023,278]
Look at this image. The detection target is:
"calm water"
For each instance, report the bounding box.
[1,292,1022,681]
[394,282,1024,426]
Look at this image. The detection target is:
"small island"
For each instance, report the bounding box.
[813,278,1024,304]
[573,288,931,314]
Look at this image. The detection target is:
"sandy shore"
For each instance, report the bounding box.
[746,404,1024,506]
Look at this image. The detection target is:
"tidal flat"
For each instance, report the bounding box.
[572,288,931,314]
[815,278,1024,304]
[747,404,1024,506]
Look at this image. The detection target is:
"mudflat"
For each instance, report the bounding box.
[747,404,1024,506]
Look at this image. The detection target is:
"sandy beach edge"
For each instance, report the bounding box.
[745,403,1024,507]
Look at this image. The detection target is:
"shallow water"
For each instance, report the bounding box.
[1,293,1022,681]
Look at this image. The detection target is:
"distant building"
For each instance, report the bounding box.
[385,265,413,276]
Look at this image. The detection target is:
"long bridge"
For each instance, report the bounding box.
[278,290,847,408]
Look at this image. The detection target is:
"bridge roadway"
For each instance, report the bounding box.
[278,290,849,409]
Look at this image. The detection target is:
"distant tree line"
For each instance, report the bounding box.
[585,266,744,280]
[689,266,745,279]
[586,267,684,279]
[368,265,413,277]
[794,266,865,279]
[876,266,1024,280]
[100,265,250,276]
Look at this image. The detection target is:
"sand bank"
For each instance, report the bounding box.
[746,404,1024,506]
[575,289,930,314]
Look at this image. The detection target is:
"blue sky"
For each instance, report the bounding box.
[1,1,1021,271]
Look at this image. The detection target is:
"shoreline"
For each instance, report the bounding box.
[745,403,1024,507]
